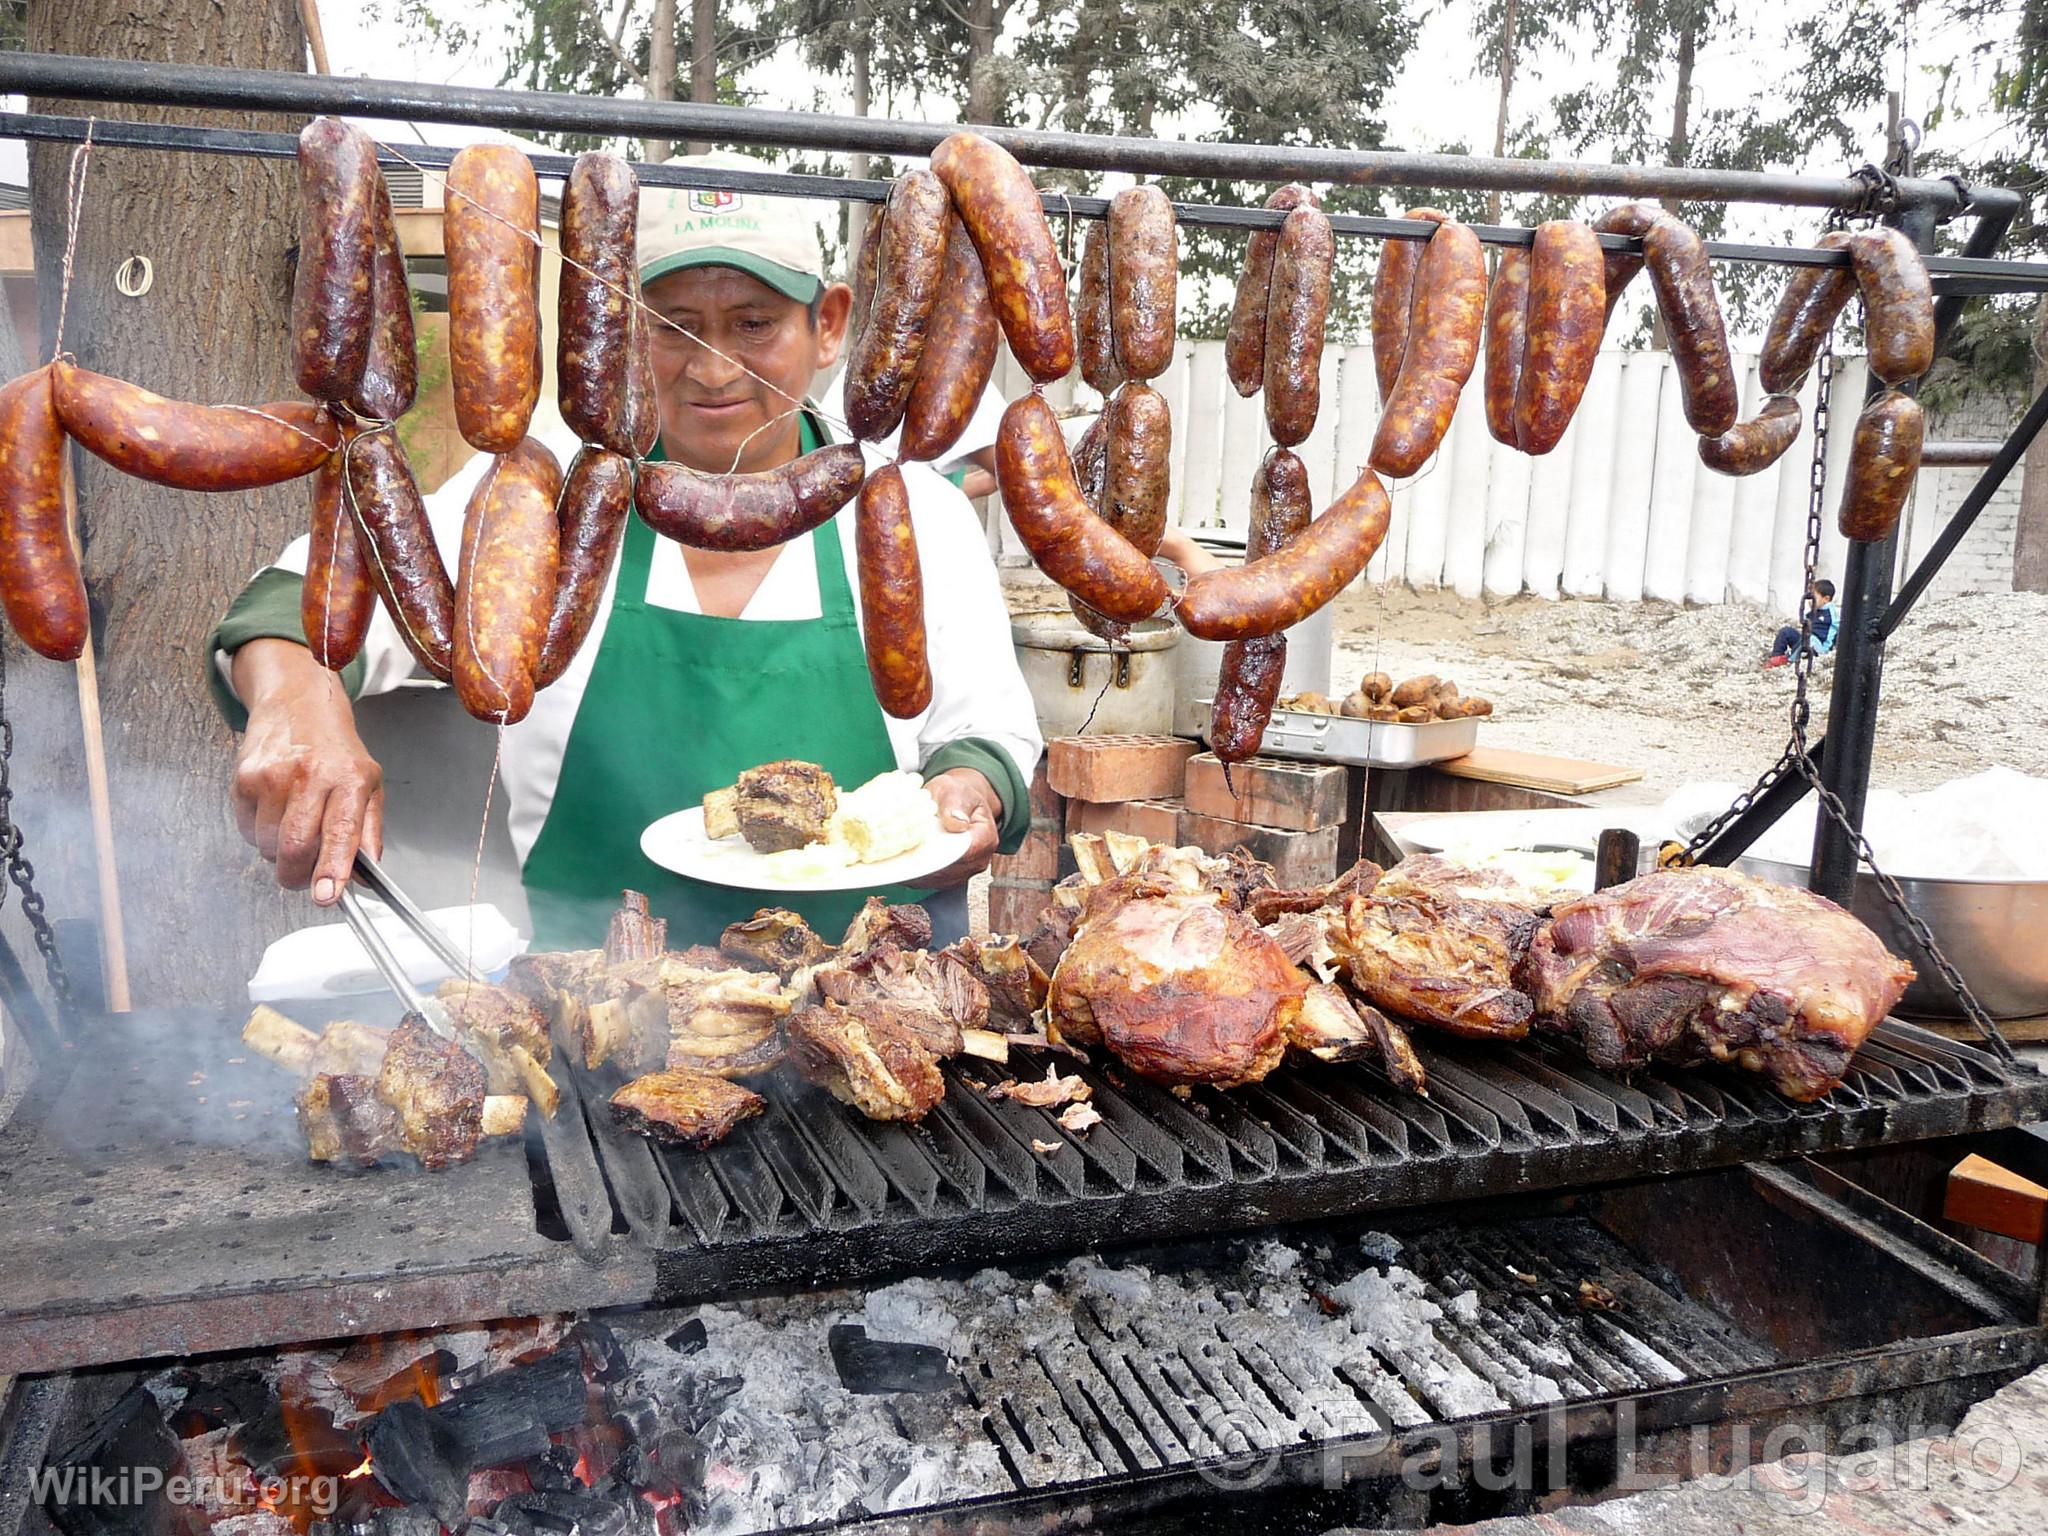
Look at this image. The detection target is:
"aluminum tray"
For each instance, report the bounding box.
[1199,702,1479,767]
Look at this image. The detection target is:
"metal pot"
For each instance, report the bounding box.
[1734,855,2048,1020]
[1164,535,1333,735]
[1011,615,1181,738]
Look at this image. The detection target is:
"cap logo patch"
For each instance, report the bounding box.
[689,189,741,214]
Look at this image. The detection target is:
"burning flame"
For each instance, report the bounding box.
[345,1455,375,1481]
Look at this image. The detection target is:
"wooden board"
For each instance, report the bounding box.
[1945,1152,2048,1245]
[1434,746,1644,795]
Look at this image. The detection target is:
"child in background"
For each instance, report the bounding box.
[1765,579,1837,668]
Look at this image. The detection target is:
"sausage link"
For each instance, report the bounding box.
[931,132,1075,384]
[557,151,642,452]
[847,210,882,360]
[901,214,1000,464]
[1104,383,1173,557]
[1226,184,1318,399]
[347,165,419,422]
[1064,414,1122,643]
[634,444,867,552]
[1367,220,1487,478]
[52,361,337,491]
[455,437,562,724]
[536,446,633,688]
[445,144,542,453]
[997,394,1169,623]
[1076,216,1123,396]
[292,118,379,402]
[1176,467,1391,641]
[343,426,455,681]
[1838,392,1925,542]
[1849,227,1936,385]
[1109,184,1179,382]
[1482,247,1530,448]
[1643,216,1739,436]
[619,281,662,459]
[1208,451,1313,764]
[844,169,952,442]
[1697,394,1803,477]
[302,431,377,671]
[1369,207,1450,404]
[1263,205,1334,447]
[1515,220,1607,455]
[856,463,933,718]
[1758,230,1856,394]
[0,366,87,661]
[1591,200,1661,324]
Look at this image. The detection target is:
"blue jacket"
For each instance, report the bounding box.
[1810,603,1838,655]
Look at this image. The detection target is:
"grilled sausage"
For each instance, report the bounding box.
[1758,230,1856,394]
[1698,394,1803,477]
[343,426,455,681]
[1226,184,1319,399]
[1515,220,1607,455]
[1175,466,1391,641]
[1209,450,1315,763]
[1369,207,1450,404]
[900,214,1000,464]
[292,118,379,403]
[1064,415,1125,645]
[1103,383,1172,558]
[1109,184,1178,382]
[347,164,419,422]
[1838,392,1925,542]
[996,393,1169,623]
[1263,205,1334,447]
[302,432,377,671]
[0,366,87,661]
[1076,216,1122,396]
[536,446,633,688]
[558,151,642,453]
[1849,226,1936,386]
[445,144,542,453]
[931,132,1075,384]
[1644,216,1739,436]
[1591,201,1661,324]
[1483,247,1530,448]
[1368,220,1487,478]
[619,283,662,459]
[52,361,337,491]
[855,463,932,718]
[454,437,562,724]
[847,209,882,361]
[844,169,951,442]
[634,444,867,552]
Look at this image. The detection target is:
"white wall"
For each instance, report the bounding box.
[989,342,2025,607]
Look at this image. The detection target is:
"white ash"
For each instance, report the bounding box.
[1358,1230,1406,1264]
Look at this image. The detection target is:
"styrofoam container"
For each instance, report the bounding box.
[247,901,525,1003]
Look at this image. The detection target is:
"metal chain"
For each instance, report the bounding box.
[0,639,76,1019]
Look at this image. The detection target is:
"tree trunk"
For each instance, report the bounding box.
[688,0,717,155]
[646,0,677,162]
[1487,0,1518,227]
[1647,19,1696,350]
[22,0,309,1007]
[848,0,874,272]
[2015,294,2048,592]
[965,0,1000,124]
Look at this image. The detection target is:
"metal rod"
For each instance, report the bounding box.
[1881,380,2048,639]
[0,51,1994,214]
[352,851,483,984]
[1694,741,1828,867]
[1918,441,2002,467]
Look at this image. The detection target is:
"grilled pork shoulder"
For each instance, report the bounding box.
[1520,867,1915,1101]
[786,1001,947,1122]
[373,1016,487,1170]
[1289,983,1427,1095]
[720,908,836,978]
[818,945,988,1057]
[1334,886,1539,1040]
[610,1069,764,1148]
[735,759,837,852]
[940,935,1050,1030]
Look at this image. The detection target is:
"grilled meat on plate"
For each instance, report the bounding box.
[736,760,837,852]
[1519,867,1914,1101]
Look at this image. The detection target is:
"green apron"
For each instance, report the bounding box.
[520,423,923,949]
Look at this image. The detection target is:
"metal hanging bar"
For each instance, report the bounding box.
[0,50,2002,216]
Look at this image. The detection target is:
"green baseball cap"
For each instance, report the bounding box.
[638,150,829,303]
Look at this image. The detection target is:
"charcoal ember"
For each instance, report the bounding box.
[434,1350,589,1466]
[565,1319,632,1384]
[168,1369,270,1436]
[527,1443,582,1492]
[42,1385,181,1536]
[674,1373,745,1434]
[826,1324,954,1395]
[232,1399,363,1478]
[661,1318,707,1356]
[369,1511,442,1536]
[492,1493,633,1536]
[367,1402,469,1526]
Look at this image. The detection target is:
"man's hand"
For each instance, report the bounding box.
[229,639,384,905]
[921,767,1003,889]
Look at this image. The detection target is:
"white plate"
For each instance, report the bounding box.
[640,806,972,892]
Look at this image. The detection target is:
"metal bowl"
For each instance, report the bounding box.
[1734,855,2048,1020]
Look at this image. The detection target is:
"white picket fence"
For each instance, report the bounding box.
[991,341,1994,614]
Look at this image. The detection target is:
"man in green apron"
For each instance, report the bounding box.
[212,158,1043,950]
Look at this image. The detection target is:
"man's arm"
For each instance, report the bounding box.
[229,639,385,904]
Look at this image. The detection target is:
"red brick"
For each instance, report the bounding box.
[994,819,1062,882]
[1066,797,1185,844]
[1045,734,1199,803]
[1026,758,1065,827]
[988,878,1056,936]
[1183,753,1350,833]
[1178,811,1340,888]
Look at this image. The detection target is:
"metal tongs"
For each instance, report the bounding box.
[333,850,488,1065]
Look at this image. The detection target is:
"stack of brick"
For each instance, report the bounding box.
[1179,753,1347,887]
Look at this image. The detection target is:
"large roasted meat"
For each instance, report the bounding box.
[1520,867,1915,1101]
[1048,894,1304,1088]
[817,945,986,1057]
[610,1069,764,1148]
[373,1016,487,1170]
[1332,884,1539,1039]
